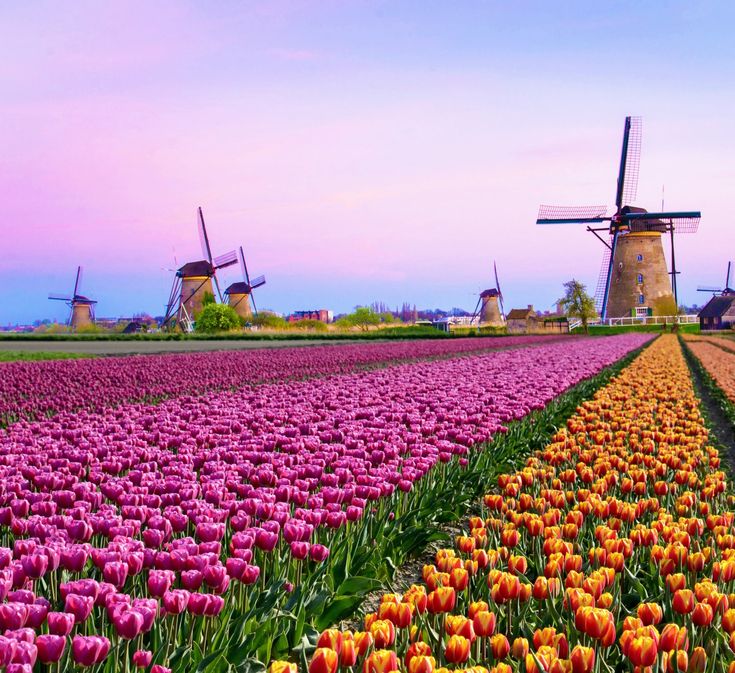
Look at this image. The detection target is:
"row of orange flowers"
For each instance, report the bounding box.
[683,335,735,403]
[276,335,735,673]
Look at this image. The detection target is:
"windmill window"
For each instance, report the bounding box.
[637,254,644,262]
[639,294,645,304]
[637,274,644,284]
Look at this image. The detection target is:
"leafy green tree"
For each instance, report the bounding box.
[252,313,287,330]
[202,291,216,307]
[195,304,242,333]
[558,279,597,334]
[349,307,381,331]
[379,312,396,324]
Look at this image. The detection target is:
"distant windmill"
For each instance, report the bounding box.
[48,266,97,330]
[698,262,734,297]
[537,117,701,320]
[224,246,266,322]
[471,261,505,326]
[162,207,238,331]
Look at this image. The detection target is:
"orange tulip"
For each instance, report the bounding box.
[310,648,339,673]
[341,640,358,667]
[722,608,735,633]
[663,649,688,673]
[492,573,521,603]
[508,555,528,576]
[533,627,557,650]
[672,589,695,615]
[473,611,497,638]
[363,650,399,673]
[627,636,658,668]
[378,601,413,629]
[369,620,395,648]
[468,600,489,619]
[444,635,471,664]
[689,647,706,673]
[408,656,435,673]
[445,615,475,641]
[271,662,298,673]
[511,637,529,660]
[450,567,469,591]
[570,645,595,673]
[666,573,687,593]
[691,602,713,627]
[354,632,375,657]
[405,642,432,669]
[427,587,456,614]
[637,602,663,626]
[490,634,511,660]
[317,630,343,655]
[659,624,688,653]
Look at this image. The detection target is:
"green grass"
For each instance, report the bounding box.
[0,351,97,362]
[572,323,700,335]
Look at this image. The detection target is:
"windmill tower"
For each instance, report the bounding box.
[698,262,734,297]
[537,117,701,320]
[48,266,97,330]
[224,246,266,322]
[471,261,506,326]
[162,207,237,331]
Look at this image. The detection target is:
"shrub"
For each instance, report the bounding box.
[194,304,242,333]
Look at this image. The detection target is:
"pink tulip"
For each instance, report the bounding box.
[47,611,75,636]
[36,635,65,664]
[133,649,153,668]
[71,635,110,667]
[64,594,94,624]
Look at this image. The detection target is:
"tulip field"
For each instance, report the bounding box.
[297,335,735,673]
[8,331,735,673]
[0,336,564,426]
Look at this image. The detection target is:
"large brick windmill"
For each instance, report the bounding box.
[162,207,237,331]
[48,266,97,330]
[536,117,701,320]
[224,246,266,322]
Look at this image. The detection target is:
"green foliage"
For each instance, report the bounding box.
[0,351,96,362]
[558,279,597,334]
[252,313,288,330]
[379,312,396,324]
[291,319,328,332]
[202,292,216,307]
[343,307,381,331]
[571,323,700,335]
[194,304,242,333]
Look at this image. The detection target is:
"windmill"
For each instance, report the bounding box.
[224,246,266,322]
[162,207,237,331]
[536,117,701,320]
[698,262,734,297]
[48,266,97,330]
[471,261,505,326]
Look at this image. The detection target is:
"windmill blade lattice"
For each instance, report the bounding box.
[617,116,642,209]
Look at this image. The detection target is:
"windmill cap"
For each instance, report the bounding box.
[225,281,252,295]
[72,295,97,304]
[177,260,214,277]
[480,288,500,298]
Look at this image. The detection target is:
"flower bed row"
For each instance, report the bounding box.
[0,335,568,426]
[0,335,649,671]
[684,337,735,402]
[299,335,734,673]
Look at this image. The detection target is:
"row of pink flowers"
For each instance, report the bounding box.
[0,336,567,424]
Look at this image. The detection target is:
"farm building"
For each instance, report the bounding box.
[698,293,735,331]
[506,306,539,333]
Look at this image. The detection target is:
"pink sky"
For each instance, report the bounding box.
[1,1,733,322]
